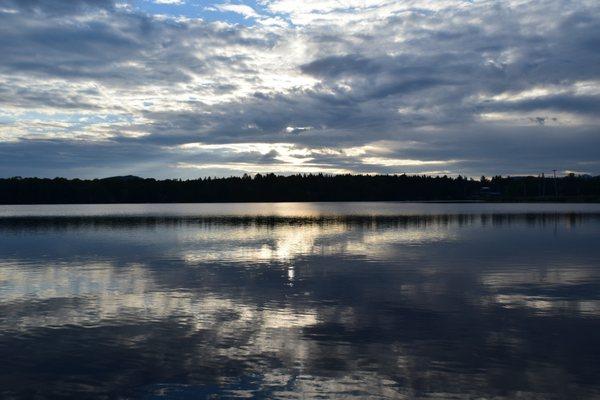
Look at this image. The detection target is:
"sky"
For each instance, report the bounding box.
[0,0,599,178]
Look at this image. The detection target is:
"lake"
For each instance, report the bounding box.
[1,203,600,399]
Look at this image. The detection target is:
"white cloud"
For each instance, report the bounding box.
[153,0,185,4]
[214,3,260,18]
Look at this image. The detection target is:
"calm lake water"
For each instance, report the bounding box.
[1,203,600,399]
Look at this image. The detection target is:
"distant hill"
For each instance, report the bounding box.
[0,174,599,204]
[99,175,146,182]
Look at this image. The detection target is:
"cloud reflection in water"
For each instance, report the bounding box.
[0,211,599,399]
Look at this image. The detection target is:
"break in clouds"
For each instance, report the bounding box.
[0,0,599,178]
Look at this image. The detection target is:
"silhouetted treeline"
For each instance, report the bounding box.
[0,173,599,204]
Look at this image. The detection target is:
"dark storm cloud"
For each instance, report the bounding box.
[0,0,115,15]
[377,126,600,176]
[0,140,168,178]
[484,94,600,115]
[0,81,101,110]
[0,3,272,87]
[300,54,381,77]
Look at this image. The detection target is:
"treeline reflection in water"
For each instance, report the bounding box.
[1,211,600,399]
[1,212,599,230]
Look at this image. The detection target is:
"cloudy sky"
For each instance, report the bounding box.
[0,0,599,178]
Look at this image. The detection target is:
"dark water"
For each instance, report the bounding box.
[1,203,600,399]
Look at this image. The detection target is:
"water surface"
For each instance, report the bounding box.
[1,203,600,399]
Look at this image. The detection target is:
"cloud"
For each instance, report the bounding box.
[0,0,599,177]
[154,0,185,4]
[0,0,115,14]
[214,4,260,19]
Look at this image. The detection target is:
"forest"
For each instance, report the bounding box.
[1,173,599,204]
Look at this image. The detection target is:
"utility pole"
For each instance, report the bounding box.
[553,169,558,199]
